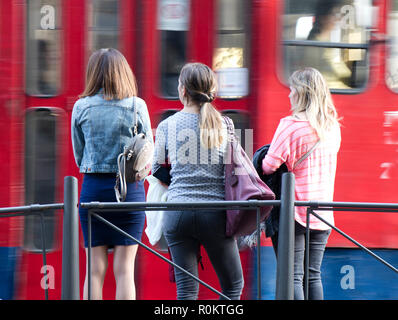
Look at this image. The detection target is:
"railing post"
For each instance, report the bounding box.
[61,176,80,300]
[256,206,261,300]
[275,172,295,300]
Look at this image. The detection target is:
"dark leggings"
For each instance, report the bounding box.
[272,222,331,300]
[164,210,244,300]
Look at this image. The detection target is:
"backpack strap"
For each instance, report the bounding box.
[133,96,138,136]
[115,97,138,202]
[115,153,127,202]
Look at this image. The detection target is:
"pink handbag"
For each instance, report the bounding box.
[224,117,275,237]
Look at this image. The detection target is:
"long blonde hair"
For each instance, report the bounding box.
[80,48,138,100]
[289,67,340,140]
[179,63,224,149]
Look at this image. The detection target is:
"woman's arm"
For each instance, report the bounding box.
[151,121,171,185]
[71,101,85,168]
[262,119,290,175]
[136,98,154,145]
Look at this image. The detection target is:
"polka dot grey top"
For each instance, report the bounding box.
[152,111,228,202]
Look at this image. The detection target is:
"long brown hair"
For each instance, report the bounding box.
[80,48,138,100]
[179,63,223,149]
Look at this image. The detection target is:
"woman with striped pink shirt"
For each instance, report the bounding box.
[262,68,341,300]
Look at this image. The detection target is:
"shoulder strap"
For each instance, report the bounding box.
[293,140,320,170]
[223,116,235,137]
[115,97,138,202]
[133,96,138,136]
[115,153,127,202]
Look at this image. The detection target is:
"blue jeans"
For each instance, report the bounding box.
[272,222,331,300]
[164,210,244,300]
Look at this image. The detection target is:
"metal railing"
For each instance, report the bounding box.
[2,173,397,300]
[61,174,398,300]
[0,203,62,300]
[61,176,79,300]
[302,201,398,300]
[275,173,398,300]
[77,172,297,300]
[81,199,281,300]
[46,173,398,300]
[0,176,79,300]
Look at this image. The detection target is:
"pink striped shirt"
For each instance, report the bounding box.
[262,116,341,230]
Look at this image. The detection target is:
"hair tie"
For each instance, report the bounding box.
[185,87,215,103]
[207,92,215,102]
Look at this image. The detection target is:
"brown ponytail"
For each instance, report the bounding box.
[179,63,224,149]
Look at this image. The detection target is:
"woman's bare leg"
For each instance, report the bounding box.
[113,245,139,300]
[83,246,108,300]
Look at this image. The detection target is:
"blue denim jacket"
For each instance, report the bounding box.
[71,93,153,173]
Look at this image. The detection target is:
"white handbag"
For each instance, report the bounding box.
[145,175,168,252]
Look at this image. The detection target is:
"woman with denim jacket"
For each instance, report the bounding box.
[71,48,153,300]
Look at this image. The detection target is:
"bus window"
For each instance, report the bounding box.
[282,0,374,92]
[26,0,61,96]
[213,0,250,98]
[24,108,60,252]
[387,0,398,92]
[88,0,120,53]
[157,0,190,98]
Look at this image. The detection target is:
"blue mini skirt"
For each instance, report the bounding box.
[79,173,146,248]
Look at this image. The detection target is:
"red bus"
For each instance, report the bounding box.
[0,0,397,300]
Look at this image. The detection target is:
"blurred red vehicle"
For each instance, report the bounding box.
[0,0,397,300]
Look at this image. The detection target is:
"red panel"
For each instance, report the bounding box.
[0,0,24,249]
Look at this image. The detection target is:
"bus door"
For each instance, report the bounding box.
[21,0,66,299]
[136,0,253,300]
